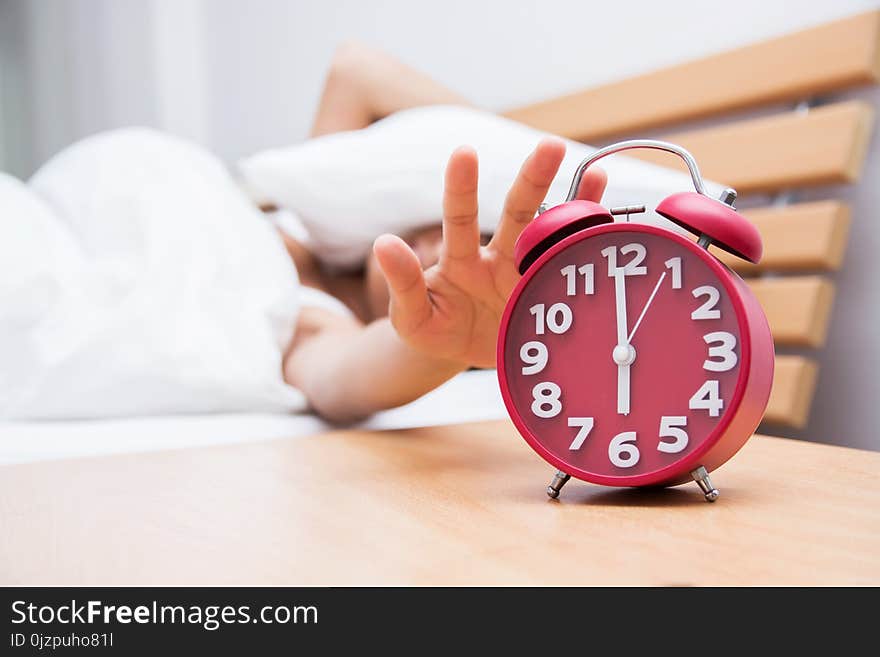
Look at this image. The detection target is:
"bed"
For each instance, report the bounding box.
[0,369,504,465]
[1,10,878,586]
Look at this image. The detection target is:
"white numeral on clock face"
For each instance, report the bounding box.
[703,332,738,372]
[608,431,640,468]
[664,257,682,289]
[519,341,548,375]
[689,380,723,417]
[529,303,573,335]
[561,263,594,296]
[567,417,595,450]
[601,243,647,277]
[691,285,721,320]
[658,416,688,453]
[531,382,562,418]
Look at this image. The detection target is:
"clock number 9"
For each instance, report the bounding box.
[529,303,572,335]
[531,382,562,418]
[519,341,548,375]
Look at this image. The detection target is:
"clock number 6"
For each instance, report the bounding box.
[608,431,640,468]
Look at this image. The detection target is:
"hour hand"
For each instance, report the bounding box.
[613,343,635,415]
[610,271,634,415]
[617,364,630,415]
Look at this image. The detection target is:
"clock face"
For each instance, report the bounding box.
[499,224,748,486]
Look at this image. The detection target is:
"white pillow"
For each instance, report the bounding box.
[238,105,723,269]
[1,128,305,420]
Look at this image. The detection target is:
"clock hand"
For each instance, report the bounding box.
[610,270,634,415]
[612,270,629,347]
[617,363,630,415]
[627,271,667,344]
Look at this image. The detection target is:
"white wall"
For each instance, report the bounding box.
[3,0,879,449]
[202,0,880,158]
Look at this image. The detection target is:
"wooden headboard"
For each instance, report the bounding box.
[504,10,880,430]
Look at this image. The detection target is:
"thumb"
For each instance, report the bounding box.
[373,234,431,331]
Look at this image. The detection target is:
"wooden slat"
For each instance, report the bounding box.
[504,11,880,141]
[765,355,818,428]
[747,276,835,348]
[630,101,874,193]
[716,201,851,273]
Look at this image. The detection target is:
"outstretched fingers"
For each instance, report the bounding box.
[489,138,566,260]
[373,234,431,330]
[575,165,608,202]
[441,146,481,263]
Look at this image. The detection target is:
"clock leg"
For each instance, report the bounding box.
[690,465,719,502]
[547,470,571,499]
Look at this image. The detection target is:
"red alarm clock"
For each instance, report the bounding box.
[497,140,774,502]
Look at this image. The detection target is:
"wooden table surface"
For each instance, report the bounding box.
[1,420,877,586]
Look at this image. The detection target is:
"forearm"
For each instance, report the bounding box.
[311,42,468,137]
[284,316,466,423]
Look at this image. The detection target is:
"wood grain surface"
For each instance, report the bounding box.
[628,101,874,194]
[748,276,835,348]
[1,420,877,586]
[765,356,818,429]
[718,201,851,274]
[504,10,880,141]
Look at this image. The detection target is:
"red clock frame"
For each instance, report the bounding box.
[497,222,774,489]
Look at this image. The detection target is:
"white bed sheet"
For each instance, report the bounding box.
[0,370,507,465]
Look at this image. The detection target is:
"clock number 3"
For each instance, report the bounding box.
[703,332,737,372]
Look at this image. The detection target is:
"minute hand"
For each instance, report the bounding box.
[628,271,667,344]
[612,270,629,346]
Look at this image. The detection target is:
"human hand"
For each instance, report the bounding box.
[373,139,607,368]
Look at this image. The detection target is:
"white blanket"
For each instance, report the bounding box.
[0,369,506,464]
[0,129,306,419]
